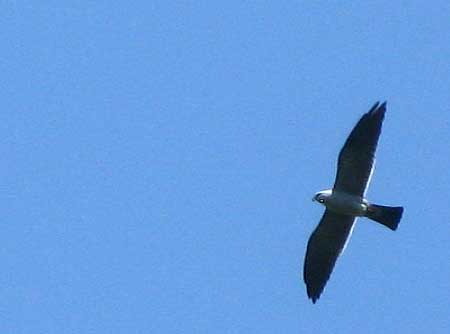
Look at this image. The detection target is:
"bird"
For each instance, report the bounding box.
[303,101,404,303]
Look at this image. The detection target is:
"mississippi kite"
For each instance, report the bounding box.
[303,101,404,303]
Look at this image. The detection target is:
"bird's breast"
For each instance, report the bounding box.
[325,192,367,216]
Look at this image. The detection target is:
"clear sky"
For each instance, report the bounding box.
[1,2,449,333]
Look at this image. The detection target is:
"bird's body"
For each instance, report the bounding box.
[314,190,368,216]
[303,101,404,303]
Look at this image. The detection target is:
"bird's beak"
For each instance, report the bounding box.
[312,197,316,202]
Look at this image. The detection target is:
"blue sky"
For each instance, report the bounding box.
[1,1,449,333]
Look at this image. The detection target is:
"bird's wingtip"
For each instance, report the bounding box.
[307,289,321,304]
[367,100,387,118]
[368,101,380,113]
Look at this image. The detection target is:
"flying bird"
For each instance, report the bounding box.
[303,101,403,303]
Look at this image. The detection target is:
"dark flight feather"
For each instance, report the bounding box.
[333,102,386,196]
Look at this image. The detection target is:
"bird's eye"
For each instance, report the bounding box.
[318,198,325,203]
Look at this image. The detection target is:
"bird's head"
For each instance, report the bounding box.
[312,190,332,206]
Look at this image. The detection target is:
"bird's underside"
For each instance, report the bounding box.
[303,101,404,303]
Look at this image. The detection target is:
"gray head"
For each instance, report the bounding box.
[312,189,332,205]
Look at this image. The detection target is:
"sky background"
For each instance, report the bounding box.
[1,1,449,333]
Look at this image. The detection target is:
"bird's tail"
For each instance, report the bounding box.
[366,204,404,231]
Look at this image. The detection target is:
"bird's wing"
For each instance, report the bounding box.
[333,102,386,196]
[303,210,355,303]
